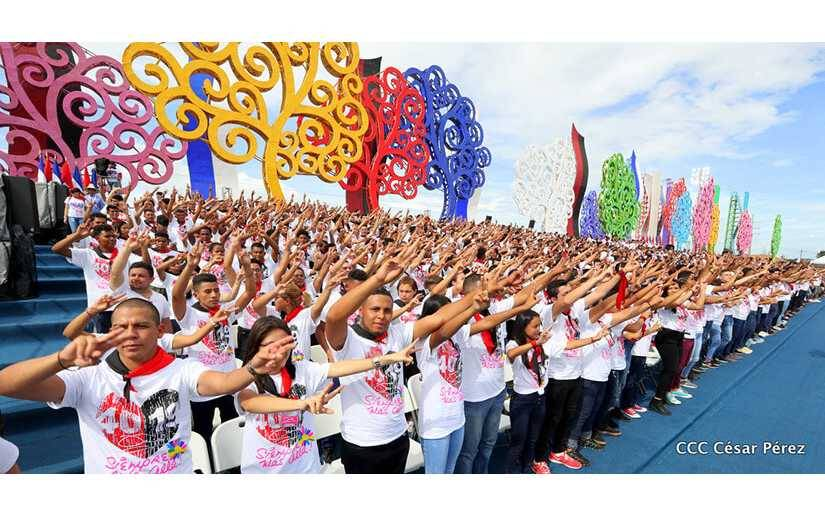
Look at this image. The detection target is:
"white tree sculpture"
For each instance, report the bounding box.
[512,137,576,233]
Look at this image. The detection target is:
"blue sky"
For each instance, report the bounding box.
[58,43,825,257]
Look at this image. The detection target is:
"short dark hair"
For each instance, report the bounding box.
[251,242,265,251]
[92,224,114,237]
[154,231,169,240]
[365,288,393,302]
[91,212,107,220]
[296,229,310,239]
[193,273,218,290]
[113,298,160,325]
[463,273,482,292]
[156,215,170,227]
[129,261,154,276]
[208,242,223,252]
[349,269,368,282]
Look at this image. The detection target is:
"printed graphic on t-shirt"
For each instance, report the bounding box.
[479,340,505,369]
[563,316,581,357]
[437,340,464,403]
[196,320,233,366]
[254,384,315,469]
[364,345,404,415]
[95,389,184,474]
[93,257,112,289]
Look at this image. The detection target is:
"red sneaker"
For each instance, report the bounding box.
[531,461,551,474]
[548,451,583,470]
[633,404,648,413]
[622,407,641,419]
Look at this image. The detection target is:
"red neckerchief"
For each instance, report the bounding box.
[543,291,553,304]
[284,305,304,323]
[563,311,580,339]
[105,346,175,402]
[473,312,496,354]
[255,279,262,293]
[202,304,227,327]
[528,339,544,379]
[279,368,293,397]
[616,271,628,309]
[96,246,118,263]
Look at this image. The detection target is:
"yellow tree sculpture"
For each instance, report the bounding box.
[122,42,368,198]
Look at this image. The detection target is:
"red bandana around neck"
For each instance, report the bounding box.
[284,305,304,324]
[279,368,293,397]
[472,312,496,354]
[616,271,628,309]
[107,346,175,402]
[206,304,228,326]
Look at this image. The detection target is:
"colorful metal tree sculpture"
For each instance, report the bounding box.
[693,177,715,251]
[404,65,491,220]
[337,67,430,211]
[513,137,577,234]
[737,210,753,255]
[122,42,369,199]
[0,42,187,186]
[580,190,606,239]
[598,153,640,239]
[771,215,782,258]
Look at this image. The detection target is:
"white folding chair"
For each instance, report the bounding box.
[502,360,514,417]
[210,417,245,473]
[406,373,423,410]
[404,388,425,473]
[189,431,212,474]
[310,345,328,363]
[230,324,239,349]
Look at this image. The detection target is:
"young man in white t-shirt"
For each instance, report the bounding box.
[172,241,257,450]
[53,222,124,333]
[110,237,172,334]
[0,298,293,474]
[324,257,477,473]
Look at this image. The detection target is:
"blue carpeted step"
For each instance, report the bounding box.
[0,294,87,317]
[36,253,72,267]
[36,277,86,296]
[37,265,83,279]
[0,327,72,366]
[34,245,56,253]
[3,405,83,473]
[0,396,50,418]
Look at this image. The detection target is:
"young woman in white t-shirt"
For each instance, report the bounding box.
[236,316,415,473]
[413,290,525,474]
[64,188,86,233]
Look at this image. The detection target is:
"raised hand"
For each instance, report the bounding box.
[58,329,130,368]
[382,342,417,366]
[89,293,128,315]
[249,335,296,374]
[304,383,343,415]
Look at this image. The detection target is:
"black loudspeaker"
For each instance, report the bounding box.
[2,175,40,233]
[485,215,492,223]
[528,220,535,229]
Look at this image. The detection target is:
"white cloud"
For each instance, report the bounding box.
[771,158,794,168]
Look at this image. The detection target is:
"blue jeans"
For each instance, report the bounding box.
[569,379,607,448]
[422,426,465,474]
[744,311,758,346]
[727,317,747,354]
[704,323,722,362]
[620,356,646,409]
[720,315,733,356]
[456,389,505,474]
[682,330,703,377]
[506,392,546,473]
[68,216,83,233]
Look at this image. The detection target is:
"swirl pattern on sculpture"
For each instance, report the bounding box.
[405,65,490,219]
[692,177,715,251]
[338,67,430,210]
[513,138,576,234]
[580,190,606,239]
[123,42,368,199]
[0,42,186,186]
[771,215,782,258]
[737,211,753,255]
[672,191,693,250]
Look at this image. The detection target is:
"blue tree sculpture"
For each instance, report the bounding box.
[404,65,491,220]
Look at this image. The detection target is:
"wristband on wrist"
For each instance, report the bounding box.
[56,352,70,370]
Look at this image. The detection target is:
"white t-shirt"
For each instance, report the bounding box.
[609,317,635,371]
[0,436,19,473]
[415,325,469,440]
[112,283,172,324]
[237,278,276,330]
[178,303,239,373]
[580,313,612,382]
[147,249,177,289]
[658,307,688,331]
[546,298,587,381]
[69,247,116,309]
[631,313,659,357]
[266,306,320,364]
[48,354,209,474]
[333,323,414,447]
[237,361,330,474]
[65,197,86,218]
[506,332,566,395]
[459,297,515,403]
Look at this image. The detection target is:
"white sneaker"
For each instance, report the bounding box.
[810,299,821,303]
[755,337,765,343]
[666,392,682,405]
[758,331,769,338]
[737,347,753,355]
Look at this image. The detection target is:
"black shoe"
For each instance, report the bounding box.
[599,425,622,437]
[649,398,672,416]
[568,448,590,467]
[580,437,605,450]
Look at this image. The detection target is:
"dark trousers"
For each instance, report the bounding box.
[235,326,251,360]
[506,392,546,473]
[596,369,622,430]
[620,356,646,409]
[191,395,239,465]
[569,379,608,447]
[535,378,582,457]
[671,338,693,391]
[341,434,410,474]
[725,318,747,355]
[772,301,785,327]
[654,328,683,399]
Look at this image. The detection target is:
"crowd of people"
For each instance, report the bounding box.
[0,185,822,474]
